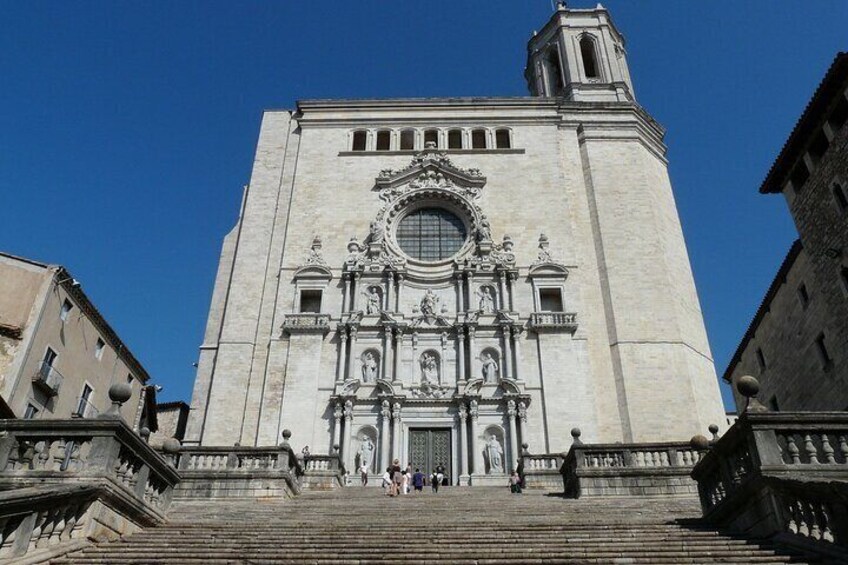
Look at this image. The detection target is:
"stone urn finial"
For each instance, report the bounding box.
[280,429,292,447]
[708,424,720,444]
[139,427,151,443]
[162,437,181,467]
[570,427,582,445]
[100,383,132,420]
[521,442,529,455]
[736,375,767,413]
[502,234,514,252]
[690,434,710,453]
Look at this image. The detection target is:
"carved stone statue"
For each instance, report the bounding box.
[361,352,378,383]
[368,221,384,244]
[486,435,504,474]
[477,286,495,313]
[477,216,492,242]
[363,286,381,315]
[481,352,499,383]
[420,352,439,383]
[420,289,438,317]
[358,435,374,472]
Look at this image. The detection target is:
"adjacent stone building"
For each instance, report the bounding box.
[186,4,726,483]
[0,252,152,426]
[725,53,848,411]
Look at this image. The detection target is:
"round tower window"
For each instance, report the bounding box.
[396,208,467,261]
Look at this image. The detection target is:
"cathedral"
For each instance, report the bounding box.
[184,3,726,485]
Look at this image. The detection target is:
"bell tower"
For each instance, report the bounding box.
[526,2,635,102]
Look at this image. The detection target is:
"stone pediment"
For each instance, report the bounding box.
[292,264,333,281]
[375,146,486,201]
[527,262,569,278]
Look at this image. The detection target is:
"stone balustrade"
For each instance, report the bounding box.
[302,453,346,490]
[0,418,180,561]
[691,411,848,559]
[559,431,700,497]
[527,312,577,333]
[520,453,564,489]
[281,313,332,335]
[173,444,303,499]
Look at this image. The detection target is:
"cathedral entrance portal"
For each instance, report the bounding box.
[408,429,452,484]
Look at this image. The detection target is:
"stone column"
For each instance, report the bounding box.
[458,403,469,482]
[346,328,358,381]
[440,332,447,384]
[507,400,519,472]
[512,326,523,381]
[501,326,512,380]
[411,333,419,380]
[382,329,390,381]
[457,328,466,384]
[396,274,404,312]
[380,400,391,471]
[393,329,403,385]
[517,401,527,449]
[455,272,464,312]
[467,327,477,380]
[386,272,395,312]
[498,271,508,311]
[343,274,352,313]
[469,400,479,475]
[332,402,342,451]
[337,329,348,383]
[508,272,517,312]
[342,400,354,470]
[465,271,474,313]
[392,402,402,463]
[352,273,361,312]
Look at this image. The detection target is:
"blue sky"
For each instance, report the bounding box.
[1,1,845,410]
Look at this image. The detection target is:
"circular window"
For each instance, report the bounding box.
[396,207,467,261]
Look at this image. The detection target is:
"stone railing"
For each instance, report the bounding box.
[520,452,565,490]
[302,452,346,490]
[691,410,848,559]
[0,417,180,562]
[173,438,303,499]
[527,312,578,333]
[281,313,332,335]
[560,429,700,497]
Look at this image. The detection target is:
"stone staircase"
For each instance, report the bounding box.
[50,487,821,564]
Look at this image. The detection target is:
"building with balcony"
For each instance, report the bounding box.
[725,53,848,412]
[0,252,153,426]
[185,3,726,484]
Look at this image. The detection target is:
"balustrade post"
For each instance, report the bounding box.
[750,427,783,467]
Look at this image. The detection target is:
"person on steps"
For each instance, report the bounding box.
[412,468,425,493]
[431,469,440,493]
[360,463,369,487]
[509,469,522,494]
[382,467,392,496]
[392,459,403,497]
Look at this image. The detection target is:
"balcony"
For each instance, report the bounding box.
[72,396,99,418]
[281,313,331,335]
[528,312,578,333]
[32,362,63,397]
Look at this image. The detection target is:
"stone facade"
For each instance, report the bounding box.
[0,252,150,424]
[726,54,848,412]
[186,4,726,483]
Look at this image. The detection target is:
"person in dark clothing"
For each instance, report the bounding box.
[430,469,440,493]
[412,468,425,493]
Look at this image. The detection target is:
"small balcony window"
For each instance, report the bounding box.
[424,129,439,148]
[448,129,463,149]
[400,130,415,150]
[495,129,511,149]
[471,129,487,149]
[376,130,391,151]
[74,384,95,418]
[299,290,323,313]
[539,289,564,312]
[352,131,367,151]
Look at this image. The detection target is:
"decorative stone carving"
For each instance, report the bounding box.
[518,401,528,424]
[535,233,552,265]
[486,435,504,474]
[469,399,479,420]
[343,399,354,420]
[420,289,439,317]
[410,381,452,400]
[481,351,499,383]
[477,286,495,313]
[305,236,328,267]
[360,351,378,383]
[420,351,440,384]
[380,399,390,419]
[367,221,384,244]
[333,402,343,421]
[363,286,382,315]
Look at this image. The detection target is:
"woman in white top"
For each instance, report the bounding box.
[381,467,392,496]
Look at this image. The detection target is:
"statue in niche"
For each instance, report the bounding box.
[477,286,495,313]
[486,435,504,474]
[368,221,384,244]
[363,286,381,315]
[477,216,492,242]
[420,352,439,383]
[361,352,378,383]
[481,352,499,383]
[358,435,375,472]
[420,289,438,317]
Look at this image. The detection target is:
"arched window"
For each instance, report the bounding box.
[424,129,439,147]
[400,129,415,151]
[495,129,511,149]
[833,182,848,213]
[545,48,564,94]
[376,130,391,151]
[580,35,600,79]
[471,129,487,149]
[448,129,463,149]
[352,131,367,151]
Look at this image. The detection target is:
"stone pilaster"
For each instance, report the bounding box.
[346,327,358,381]
[391,402,402,463]
[380,400,391,471]
[343,274,352,313]
[469,400,479,475]
[392,329,403,386]
[336,329,347,383]
[502,326,512,380]
[332,402,342,452]
[457,328,466,384]
[507,400,519,472]
[498,271,508,311]
[342,400,354,470]
[395,274,404,311]
[458,403,469,484]
[512,326,523,381]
